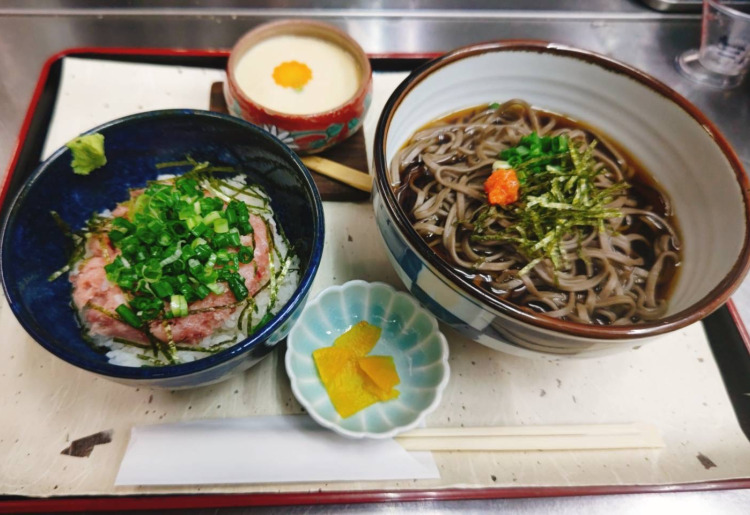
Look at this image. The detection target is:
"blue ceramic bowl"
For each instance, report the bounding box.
[0,109,324,389]
[285,280,450,439]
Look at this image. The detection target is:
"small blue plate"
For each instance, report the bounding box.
[285,280,450,439]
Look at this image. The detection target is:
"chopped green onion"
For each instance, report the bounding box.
[238,246,254,264]
[227,276,249,300]
[216,249,230,264]
[170,259,186,273]
[140,259,163,283]
[190,237,207,249]
[228,232,241,247]
[194,284,211,300]
[178,204,195,220]
[136,227,156,244]
[202,211,222,225]
[193,244,212,260]
[213,233,229,248]
[169,220,189,237]
[152,280,174,298]
[206,282,225,295]
[159,243,183,266]
[238,222,252,235]
[95,164,274,327]
[178,283,196,302]
[191,222,208,237]
[156,232,172,246]
[170,294,188,317]
[213,218,229,233]
[116,304,142,328]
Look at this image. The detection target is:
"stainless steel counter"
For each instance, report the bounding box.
[1,2,749,512]
[0,3,748,183]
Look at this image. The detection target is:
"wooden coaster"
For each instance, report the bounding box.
[210,83,370,202]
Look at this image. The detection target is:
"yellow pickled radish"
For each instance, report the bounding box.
[358,355,400,391]
[312,321,400,418]
[333,320,381,357]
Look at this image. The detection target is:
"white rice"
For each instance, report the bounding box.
[75,174,301,367]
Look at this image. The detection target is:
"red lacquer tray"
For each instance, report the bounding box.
[1,47,750,512]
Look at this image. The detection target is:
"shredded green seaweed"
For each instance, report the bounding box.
[472,138,627,273]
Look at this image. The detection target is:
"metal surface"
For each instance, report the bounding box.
[1,2,749,512]
[0,0,651,14]
[640,0,750,13]
[3,13,749,179]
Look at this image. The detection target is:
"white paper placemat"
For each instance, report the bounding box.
[115,415,438,486]
[1,56,750,497]
[41,59,226,159]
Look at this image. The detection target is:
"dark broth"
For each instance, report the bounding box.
[395,105,683,323]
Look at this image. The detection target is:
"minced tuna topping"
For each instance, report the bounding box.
[54,160,299,367]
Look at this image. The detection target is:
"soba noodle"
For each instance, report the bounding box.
[392,99,681,326]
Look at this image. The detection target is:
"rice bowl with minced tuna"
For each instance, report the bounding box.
[60,161,300,367]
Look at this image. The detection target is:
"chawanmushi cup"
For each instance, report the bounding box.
[224,20,373,154]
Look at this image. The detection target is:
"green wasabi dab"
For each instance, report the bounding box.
[66,133,107,175]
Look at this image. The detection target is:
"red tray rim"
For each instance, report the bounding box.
[1,46,749,511]
[0,478,749,513]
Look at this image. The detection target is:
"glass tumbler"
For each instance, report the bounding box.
[676,0,750,89]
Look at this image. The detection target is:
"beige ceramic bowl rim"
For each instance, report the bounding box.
[226,19,373,119]
[373,39,750,341]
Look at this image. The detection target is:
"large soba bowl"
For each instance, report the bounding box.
[372,41,750,358]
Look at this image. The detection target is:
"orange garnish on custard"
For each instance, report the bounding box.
[272,60,313,90]
[484,168,520,206]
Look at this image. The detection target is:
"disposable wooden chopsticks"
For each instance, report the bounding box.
[393,423,664,451]
[301,156,373,193]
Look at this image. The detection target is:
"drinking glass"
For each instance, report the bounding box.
[676,0,750,89]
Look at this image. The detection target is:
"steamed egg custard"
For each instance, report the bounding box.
[234,35,361,115]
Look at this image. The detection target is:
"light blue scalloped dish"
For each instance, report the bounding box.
[285,280,450,439]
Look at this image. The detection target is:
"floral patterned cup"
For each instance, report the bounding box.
[225,20,373,154]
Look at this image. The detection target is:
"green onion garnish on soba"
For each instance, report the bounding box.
[97,162,258,329]
[498,132,569,185]
[472,134,627,274]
